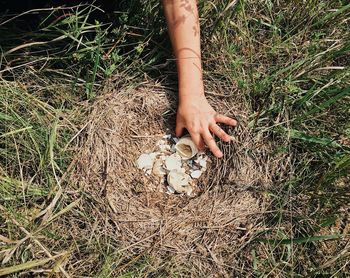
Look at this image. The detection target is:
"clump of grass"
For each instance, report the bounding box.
[200,0,350,275]
[0,5,103,276]
[0,2,168,275]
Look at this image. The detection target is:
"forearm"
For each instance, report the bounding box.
[162,0,237,157]
[162,0,204,102]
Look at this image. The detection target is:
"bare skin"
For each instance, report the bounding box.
[162,0,237,158]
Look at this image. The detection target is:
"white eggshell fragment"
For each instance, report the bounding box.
[156,139,171,152]
[165,153,182,171]
[199,159,207,169]
[145,169,152,175]
[136,153,155,170]
[186,186,193,196]
[159,145,170,152]
[179,167,186,173]
[162,134,171,139]
[195,155,207,169]
[175,135,198,159]
[190,170,202,179]
[149,152,159,160]
[167,169,192,193]
[167,186,175,194]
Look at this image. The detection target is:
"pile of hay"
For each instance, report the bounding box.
[74,81,282,276]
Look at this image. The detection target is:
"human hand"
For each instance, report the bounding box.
[176,94,237,158]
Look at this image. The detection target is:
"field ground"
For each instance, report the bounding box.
[0,1,349,277]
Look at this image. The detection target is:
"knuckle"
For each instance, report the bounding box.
[216,125,221,131]
[198,127,205,134]
[217,128,224,135]
[209,119,217,126]
[188,126,199,134]
[208,136,215,143]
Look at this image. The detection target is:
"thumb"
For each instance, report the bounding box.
[175,122,185,138]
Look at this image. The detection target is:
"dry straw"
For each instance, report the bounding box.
[72,82,284,275]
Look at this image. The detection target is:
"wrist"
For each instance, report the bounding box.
[178,72,204,92]
[176,59,205,103]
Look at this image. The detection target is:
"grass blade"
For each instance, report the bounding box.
[256,234,343,245]
[287,129,342,148]
[0,254,61,276]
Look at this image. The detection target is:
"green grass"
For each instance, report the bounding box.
[1,1,349,277]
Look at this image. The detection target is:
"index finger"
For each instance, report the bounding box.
[215,114,237,126]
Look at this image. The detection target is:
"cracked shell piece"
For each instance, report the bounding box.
[167,186,176,194]
[167,169,192,194]
[175,135,198,159]
[165,153,182,171]
[190,170,202,179]
[162,134,172,139]
[136,153,155,170]
[195,155,207,169]
[156,139,171,152]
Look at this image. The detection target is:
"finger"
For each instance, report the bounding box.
[175,122,185,137]
[215,114,237,126]
[198,136,205,150]
[209,123,231,142]
[202,130,223,158]
[189,131,204,150]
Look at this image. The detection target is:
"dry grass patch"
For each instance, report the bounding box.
[71,81,285,276]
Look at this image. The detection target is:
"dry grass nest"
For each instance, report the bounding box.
[72,81,287,276]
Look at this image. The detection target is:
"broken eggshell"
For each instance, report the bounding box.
[165,153,182,171]
[175,135,198,160]
[167,169,192,194]
[136,153,155,171]
[195,155,208,169]
[190,169,202,179]
[167,186,176,194]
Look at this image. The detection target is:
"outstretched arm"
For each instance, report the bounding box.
[162,0,237,158]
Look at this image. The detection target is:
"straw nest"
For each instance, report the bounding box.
[73,81,283,276]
